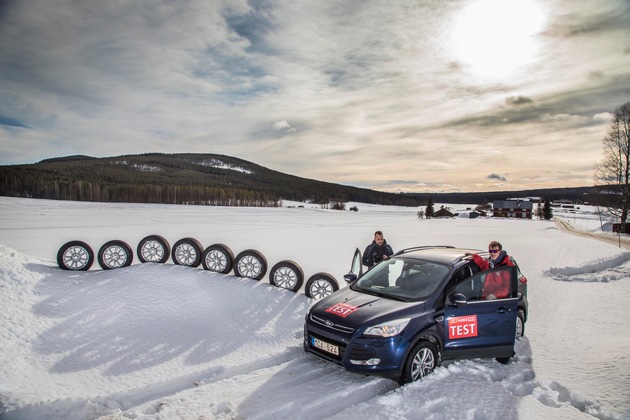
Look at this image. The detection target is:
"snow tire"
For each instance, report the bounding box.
[137,235,170,264]
[305,272,339,299]
[399,339,439,385]
[269,260,304,292]
[98,240,133,270]
[202,243,234,274]
[233,249,267,280]
[57,240,94,271]
[172,237,203,267]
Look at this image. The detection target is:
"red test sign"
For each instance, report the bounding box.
[448,315,478,339]
[325,302,359,318]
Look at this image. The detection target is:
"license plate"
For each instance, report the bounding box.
[312,336,339,356]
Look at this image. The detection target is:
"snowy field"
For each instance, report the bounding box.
[1,196,629,420]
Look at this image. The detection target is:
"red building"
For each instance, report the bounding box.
[492,199,534,219]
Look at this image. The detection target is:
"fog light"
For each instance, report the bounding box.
[350,358,381,366]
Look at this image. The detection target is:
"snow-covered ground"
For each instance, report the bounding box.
[1,197,629,420]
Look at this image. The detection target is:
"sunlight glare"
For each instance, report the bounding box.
[452,0,545,80]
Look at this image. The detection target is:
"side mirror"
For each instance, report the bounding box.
[344,273,358,284]
[450,293,468,306]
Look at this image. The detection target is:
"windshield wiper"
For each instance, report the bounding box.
[358,287,409,302]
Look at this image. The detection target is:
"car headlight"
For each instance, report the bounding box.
[363,318,411,337]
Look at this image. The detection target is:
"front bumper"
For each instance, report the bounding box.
[303,315,409,380]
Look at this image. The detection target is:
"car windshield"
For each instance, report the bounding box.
[352,257,449,301]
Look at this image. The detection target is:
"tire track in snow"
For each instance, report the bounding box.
[555,218,630,249]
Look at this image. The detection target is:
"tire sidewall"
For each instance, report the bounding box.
[400,339,439,385]
[98,240,133,270]
[57,240,94,271]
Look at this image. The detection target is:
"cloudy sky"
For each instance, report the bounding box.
[1,0,629,193]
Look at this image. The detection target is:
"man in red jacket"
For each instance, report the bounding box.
[467,241,514,299]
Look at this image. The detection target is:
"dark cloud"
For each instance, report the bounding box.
[0,114,28,129]
[488,173,507,182]
[547,7,630,37]
[506,96,534,107]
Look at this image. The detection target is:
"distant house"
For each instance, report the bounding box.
[492,199,534,219]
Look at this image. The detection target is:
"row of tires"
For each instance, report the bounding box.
[56,235,339,299]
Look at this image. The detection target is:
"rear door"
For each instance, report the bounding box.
[442,265,518,359]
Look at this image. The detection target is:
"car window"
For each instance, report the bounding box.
[449,266,515,301]
[353,257,449,301]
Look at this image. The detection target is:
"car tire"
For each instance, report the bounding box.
[399,339,439,385]
[305,272,339,299]
[201,243,234,274]
[137,235,170,264]
[171,237,203,267]
[516,309,525,338]
[98,240,133,270]
[233,249,267,280]
[269,260,304,292]
[57,240,95,271]
[496,352,515,365]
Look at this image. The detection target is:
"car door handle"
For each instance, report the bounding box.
[496,307,512,314]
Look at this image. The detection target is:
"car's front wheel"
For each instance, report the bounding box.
[399,340,439,385]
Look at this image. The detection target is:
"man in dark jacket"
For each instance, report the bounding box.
[362,231,394,269]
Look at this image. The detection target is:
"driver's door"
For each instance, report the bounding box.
[343,248,363,284]
[442,265,518,359]
[350,247,363,277]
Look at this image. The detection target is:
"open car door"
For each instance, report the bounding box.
[442,265,519,360]
[343,248,363,284]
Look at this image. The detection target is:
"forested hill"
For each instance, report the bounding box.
[0,153,599,207]
[0,153,423,207]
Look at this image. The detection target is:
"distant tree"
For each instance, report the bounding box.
[594,101,630,223]
[417,210,425,219]
[425,195,435,219]
[349,205,359,212]
[543,198,553,220]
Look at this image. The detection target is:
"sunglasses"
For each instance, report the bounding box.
[488,249,500,253]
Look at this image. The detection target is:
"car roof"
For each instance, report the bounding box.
[392,246,482,265]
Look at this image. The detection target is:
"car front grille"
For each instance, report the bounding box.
[310,314,356,334]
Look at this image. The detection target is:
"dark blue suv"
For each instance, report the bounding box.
[303,246,528,384]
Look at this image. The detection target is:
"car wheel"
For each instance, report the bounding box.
[202,244,234,273]
[57,240,94,271]
[269,260,304,292]
[305,272,339,299]
[137,235,170,263]
[496,352,515,365]
[234,249,267,280]
[98,240,133,270]
[172,237,203,267]
[399,340,439,385]
[516,309,525,338]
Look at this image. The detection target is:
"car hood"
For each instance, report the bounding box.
[310,287,423,328]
